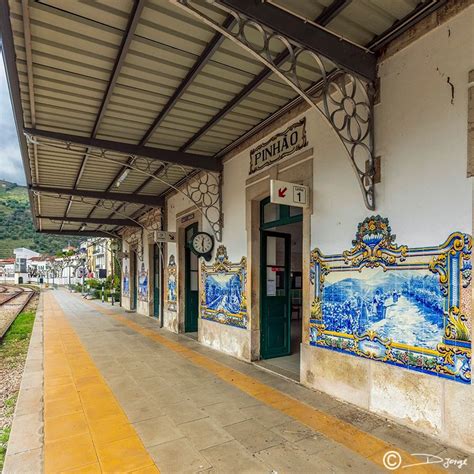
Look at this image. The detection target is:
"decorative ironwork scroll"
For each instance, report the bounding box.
[200,245,247,328]
[175,0,376,210]
[184,172,222,241]
[310,216,472,384]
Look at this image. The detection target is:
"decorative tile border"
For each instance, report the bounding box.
[200,245,247,329]
[310,216,472,384]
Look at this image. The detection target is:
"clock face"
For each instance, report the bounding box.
[191,232,214,255]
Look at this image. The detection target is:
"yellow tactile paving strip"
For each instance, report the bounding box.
[43,293,159,473]
[82,298,443,474]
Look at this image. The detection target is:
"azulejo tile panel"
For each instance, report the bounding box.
[138,262,148,302]
[200,245,247,329]
[309,216,472,384]
[122,258,130,297]
[167,254,177,312]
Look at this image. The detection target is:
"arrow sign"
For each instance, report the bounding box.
[270,179,309,208]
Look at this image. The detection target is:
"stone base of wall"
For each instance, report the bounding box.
[300,343,474,454]
[199,319,251,361]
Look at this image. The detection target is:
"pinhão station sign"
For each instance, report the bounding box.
[249,118,307,174]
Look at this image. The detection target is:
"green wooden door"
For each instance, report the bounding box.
[185,223,199,332]
[261,231,291,359]
[153,244,160,318]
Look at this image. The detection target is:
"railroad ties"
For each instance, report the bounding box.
[0,285,37,338]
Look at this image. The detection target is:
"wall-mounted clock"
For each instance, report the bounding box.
[189,231,214,261]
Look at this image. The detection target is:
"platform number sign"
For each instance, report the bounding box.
[270,180,309,208]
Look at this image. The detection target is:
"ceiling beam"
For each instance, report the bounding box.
[38,216,141,227]
[38,230,117,238]
[30,185,164,207]
[180,2,353,152]
[317,0,352,25]
[218,0,375,80]
[24,128,222,171]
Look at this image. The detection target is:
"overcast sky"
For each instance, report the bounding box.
[0,52,25,185]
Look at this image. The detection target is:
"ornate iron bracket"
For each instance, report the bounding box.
[174,0,376,210]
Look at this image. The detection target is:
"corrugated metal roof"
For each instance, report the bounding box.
[3,0,444,236]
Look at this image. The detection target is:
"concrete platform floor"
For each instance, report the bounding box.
[4,289,472,473]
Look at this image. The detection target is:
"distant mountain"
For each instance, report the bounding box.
[0,180,80,258]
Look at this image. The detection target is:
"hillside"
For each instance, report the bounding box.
[0,180,80,258]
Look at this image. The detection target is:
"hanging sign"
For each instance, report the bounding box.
[249,118,307,175]
[270,179,309,208]
[154,231,176,243]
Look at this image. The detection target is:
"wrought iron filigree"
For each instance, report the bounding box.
[184,172,222,241]
[174,0,376,210]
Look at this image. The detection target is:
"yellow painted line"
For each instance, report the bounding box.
[82,297,444,473]
[43,293,159,474]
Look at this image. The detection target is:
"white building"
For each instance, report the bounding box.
[13,247,40,284]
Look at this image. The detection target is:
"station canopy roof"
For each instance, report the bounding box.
[1,0,447,237]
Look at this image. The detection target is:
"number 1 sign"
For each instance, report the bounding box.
[270,179,309,208]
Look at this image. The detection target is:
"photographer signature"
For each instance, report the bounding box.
[383,451,468,470]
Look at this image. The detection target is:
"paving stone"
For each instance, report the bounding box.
[292,433,337,455]
[161,400,208,425]
[6,412,43,455]
[239,403,293,428]
[313,443,386,473]
[200,440,270,474]
[133,415,184,447]
[152,386,187,407]
[202,401,253,427]
[270,419,316,443]
[121,398,164,423]
[371,422,446,455]
[14,387,43,417]
[148,437,212,473]
[3,447,42,473]
[178,417,234,451]
[254,442,331,473]
[224,419,285,453]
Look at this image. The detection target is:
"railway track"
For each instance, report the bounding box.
[0,286,37,339]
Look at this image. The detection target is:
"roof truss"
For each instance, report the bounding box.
[217,0,376,81]
[38,230,117,238]
[24,128,222,172]
[38,216,141,227]
[30,185,164,207]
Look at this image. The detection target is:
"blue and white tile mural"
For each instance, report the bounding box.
[122,262,129,297]
[310,216,472,384]
[138,262,148,302]
[167,255,177,312]
[201,246,247,329]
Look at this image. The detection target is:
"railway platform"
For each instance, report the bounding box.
[3,289,472,473]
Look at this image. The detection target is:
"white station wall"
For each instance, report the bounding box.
[217,7,473,451]
[222,7,473,255]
